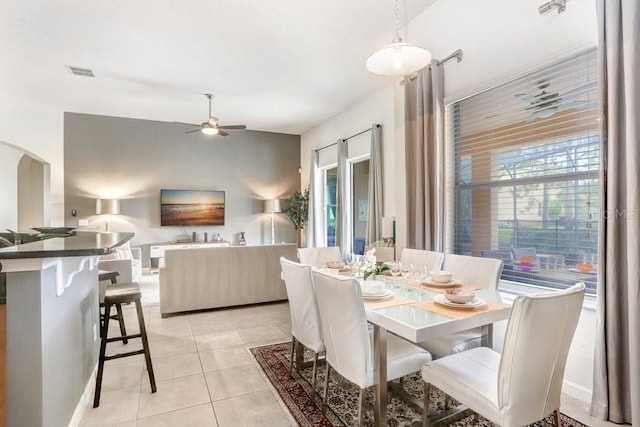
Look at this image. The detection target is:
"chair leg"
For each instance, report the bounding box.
[135,299,156,393]
[115,303,128,344]
[93,302,112,407]
[311,351,319,394]
[323,363,331,411]
[289,337,296,375]
[553,409,560,426]
[423,382,431,427]
[357,387,366,427]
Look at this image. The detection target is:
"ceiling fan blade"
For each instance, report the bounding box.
[174,121,201,127]
[515,93,535,102]
[185,129,202,134]
[218,125,246,130]
[218,130,229,137]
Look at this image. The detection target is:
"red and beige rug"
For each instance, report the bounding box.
[251,341,588,427]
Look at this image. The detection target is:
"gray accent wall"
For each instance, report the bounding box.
[64,113,300,264]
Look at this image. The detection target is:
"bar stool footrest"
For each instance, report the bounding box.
[106,333,142,343]
[104,349,145,361]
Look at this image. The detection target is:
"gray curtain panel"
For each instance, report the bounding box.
[592,0,640,424]
[306,149,321,247]
[403,60,445,251]
[335,139,351,258]
[366,124,383,246]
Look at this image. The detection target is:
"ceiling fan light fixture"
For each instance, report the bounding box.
[366,0,431,76]
[201,127,219,135]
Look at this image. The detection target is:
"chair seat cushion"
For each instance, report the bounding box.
[421,347,501,424]
[360,331,432,389]
[418,327,482,357]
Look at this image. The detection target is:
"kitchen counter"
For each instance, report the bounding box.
[0,231,133,259]
[0,230,134,426]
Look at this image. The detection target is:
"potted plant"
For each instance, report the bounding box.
[283,187,309,246]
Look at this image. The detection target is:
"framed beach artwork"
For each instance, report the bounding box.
[160,189,225,226]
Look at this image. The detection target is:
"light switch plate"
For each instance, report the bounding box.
[79,219,89,226]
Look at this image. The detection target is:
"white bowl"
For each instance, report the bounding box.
[360,280,385,295]
[429,270,453,283]
[444,289,475,304]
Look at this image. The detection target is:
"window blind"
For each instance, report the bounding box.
[445,48,599,294]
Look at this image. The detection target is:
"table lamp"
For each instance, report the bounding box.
[96,198,120,231]
[382,216,396,247]
[263,199,281,245]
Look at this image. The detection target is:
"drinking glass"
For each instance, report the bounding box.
[414,265,428,284]
[353,255,364,279]
[401,264,414,284]
[345,253,355,275]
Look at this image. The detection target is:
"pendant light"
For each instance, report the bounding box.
[366,0,431,76]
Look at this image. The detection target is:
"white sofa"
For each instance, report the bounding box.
[159,243,297,316]
[98,246,142,283]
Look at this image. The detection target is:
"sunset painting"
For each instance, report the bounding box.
[161,189,225,226]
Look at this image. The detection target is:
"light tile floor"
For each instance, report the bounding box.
[79,271,617,427]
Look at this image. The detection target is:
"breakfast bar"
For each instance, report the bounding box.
[0,231,134,427]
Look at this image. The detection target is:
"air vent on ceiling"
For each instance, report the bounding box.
[65,65,95,78]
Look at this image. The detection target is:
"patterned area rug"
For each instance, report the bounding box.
[250,341,588,427]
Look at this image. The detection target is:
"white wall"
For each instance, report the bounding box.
[0,94,63,226]
[0,144,24,229]
[301,84,397,219]
[301,0,598,403]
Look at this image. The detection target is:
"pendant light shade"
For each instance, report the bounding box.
[366,38,432,76]
[366,0,431,76]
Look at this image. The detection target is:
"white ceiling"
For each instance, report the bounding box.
[1,1,437,135]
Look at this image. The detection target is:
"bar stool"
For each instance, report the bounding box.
[93,282,156,407]
[98,270,128,344]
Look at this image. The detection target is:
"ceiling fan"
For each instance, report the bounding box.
[515,80,596,123]
[177,94,246,136]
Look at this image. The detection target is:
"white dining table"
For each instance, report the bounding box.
[362,281,512,426]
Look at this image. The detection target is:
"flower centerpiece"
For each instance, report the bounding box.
[362,248,390,280]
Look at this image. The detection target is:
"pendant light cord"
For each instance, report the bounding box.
[393,0,402,43]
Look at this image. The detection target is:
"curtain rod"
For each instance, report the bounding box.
[401,49,463,84]
[437,49,463,66]
[315,124,381,152]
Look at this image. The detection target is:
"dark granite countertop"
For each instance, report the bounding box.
[0,231,134,259]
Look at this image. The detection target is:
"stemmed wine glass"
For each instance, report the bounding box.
[345,253,355,275]
[352,255,364,279]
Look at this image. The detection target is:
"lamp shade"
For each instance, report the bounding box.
[263,199,281,213]
[366,41,432,76]
[96,198,120,215]
[382,216,396,239]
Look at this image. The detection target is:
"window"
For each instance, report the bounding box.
[351,158,370,255]
[323,166,337,247]
[447,48,599,294]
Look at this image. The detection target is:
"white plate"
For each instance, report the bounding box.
[422,277,461,287]
[433,294,486,309]
[362,289,394,300]
[326,261,345,269]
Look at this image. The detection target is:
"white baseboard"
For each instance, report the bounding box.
[68,363,98,427]
[563,379,592,404]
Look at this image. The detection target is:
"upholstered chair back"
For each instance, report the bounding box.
[298,246,342,268]
[498,283,585,425]
[311,269,372,389]
[443,253,504,290]
[279,257,324,354]
[400,249,444,272]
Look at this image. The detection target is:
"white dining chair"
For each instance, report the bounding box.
[419,253,504,356]
[421,282,585,427]
[311,268,432,426]
[400,248,444,273]
[297,246,342,268]
[280,257,325,394]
